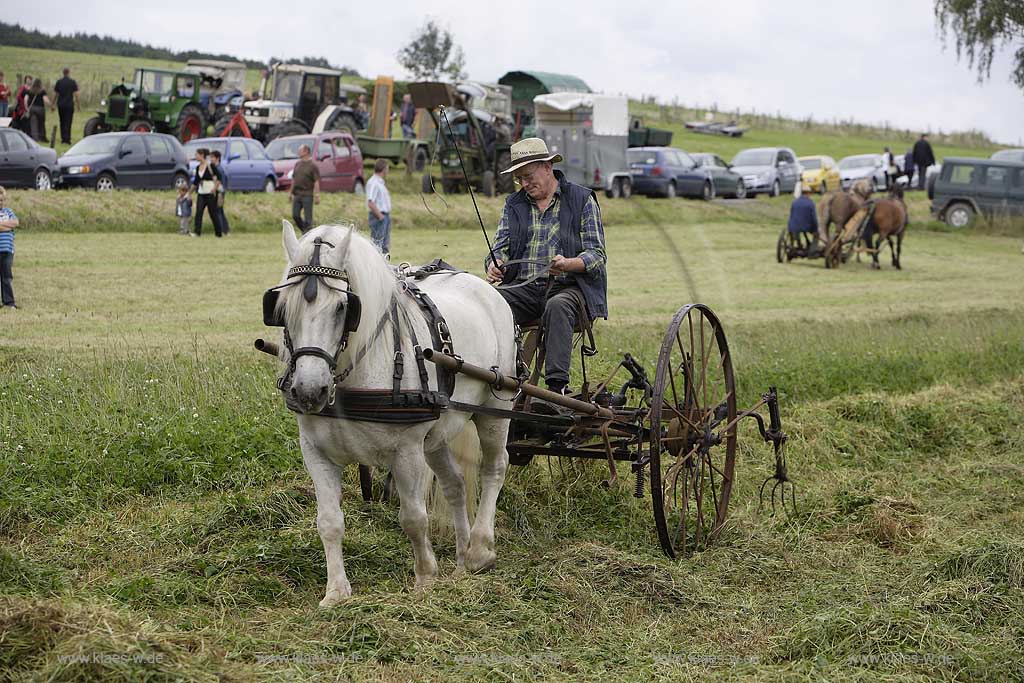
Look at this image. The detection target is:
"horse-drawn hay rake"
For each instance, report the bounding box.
[433,302,794,557]
[261,298,794,559]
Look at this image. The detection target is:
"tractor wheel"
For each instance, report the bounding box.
[421,174,434,194]
[266,120,308,143]
[441,178,459,194]
[495,151,514,193]
[481,170,496,197]
[328,113,359,137]
[176,105,204,143]
[83,117,104,137]
[412,146,429,172]
[213,114,244,137]
[127,119,153,133]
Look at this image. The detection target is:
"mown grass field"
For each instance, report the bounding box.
[1,182,1023,682]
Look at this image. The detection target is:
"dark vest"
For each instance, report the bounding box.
[501,171,608,319]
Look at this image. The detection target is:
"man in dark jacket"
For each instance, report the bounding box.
[485,138,607,395]
[912,134,936,190]
[788,191,820,252]
[903,149,915,188]
[52,68,79,145]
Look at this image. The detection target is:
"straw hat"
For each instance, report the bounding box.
[501,137,563,175]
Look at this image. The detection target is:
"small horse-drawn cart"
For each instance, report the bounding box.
[259,287,793,558]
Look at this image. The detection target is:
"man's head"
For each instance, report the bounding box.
[298,144,311,160]
[23,76,31,86]
[402,93,411,104]
[921,133,928,140]
[194,148,208,161]
[62,68,70,77]
[374,158,388,176]
[210,150,222,164]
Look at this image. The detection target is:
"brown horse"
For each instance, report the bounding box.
[862,185,908,269]
[816,179,874,246]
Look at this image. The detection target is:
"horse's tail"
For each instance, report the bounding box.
[422,423,480,534]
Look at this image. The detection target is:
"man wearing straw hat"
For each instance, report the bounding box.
[485,137,607,396]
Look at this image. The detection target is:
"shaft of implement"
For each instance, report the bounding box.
[422,348,616,419]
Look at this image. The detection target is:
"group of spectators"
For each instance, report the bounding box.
[0,68,81,145]
[881,134,937,190]
[173,142,392,255]
[174,148,231,237]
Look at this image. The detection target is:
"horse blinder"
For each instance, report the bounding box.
[263,289,286,327]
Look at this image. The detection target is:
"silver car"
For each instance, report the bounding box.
[838,154,889,191]
[729,147,801,197]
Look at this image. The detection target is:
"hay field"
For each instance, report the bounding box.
[1,185,1023,682]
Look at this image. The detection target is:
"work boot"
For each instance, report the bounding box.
[529,385,573,415]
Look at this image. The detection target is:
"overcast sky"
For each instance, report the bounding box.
[9,0,1022,144]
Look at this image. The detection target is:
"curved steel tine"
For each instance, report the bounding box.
[771,480,783,515]
[758,476,772,512]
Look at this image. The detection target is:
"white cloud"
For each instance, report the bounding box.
[10,0,1023,143]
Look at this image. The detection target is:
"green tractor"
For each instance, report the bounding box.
[410,81,514,197]
[82,68,206,142]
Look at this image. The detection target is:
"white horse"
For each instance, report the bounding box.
[275,221,516,607]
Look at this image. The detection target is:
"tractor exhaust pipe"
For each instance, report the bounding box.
[422,348,615,419]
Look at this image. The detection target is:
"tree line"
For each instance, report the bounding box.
[1,22,360,76]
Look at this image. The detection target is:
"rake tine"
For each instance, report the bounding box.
[758,476,772,512]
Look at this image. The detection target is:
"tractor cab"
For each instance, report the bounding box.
[237,64,362,143]
[184,59,247,123]
[410,81,514,197]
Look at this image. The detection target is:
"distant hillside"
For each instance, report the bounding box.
[0,22,360,76]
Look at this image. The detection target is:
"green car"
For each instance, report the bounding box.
[83,69,206,143]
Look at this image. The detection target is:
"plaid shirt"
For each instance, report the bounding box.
[489,189,606,283]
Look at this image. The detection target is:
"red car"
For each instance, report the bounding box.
[266,132,365,193]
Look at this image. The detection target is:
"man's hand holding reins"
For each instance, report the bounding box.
[549,254,585,274]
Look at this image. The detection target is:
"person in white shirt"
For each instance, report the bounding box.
[365,159,391,256]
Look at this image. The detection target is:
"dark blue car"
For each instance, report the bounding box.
[184,137,277,193]
[59,132,190,191]
[628,146,715,199]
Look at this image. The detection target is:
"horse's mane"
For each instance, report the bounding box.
[278,224,394,338]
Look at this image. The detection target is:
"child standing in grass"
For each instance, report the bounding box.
[0,186,19,309]
[175,185,192,236]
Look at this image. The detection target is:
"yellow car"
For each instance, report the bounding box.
[799,155,841,194]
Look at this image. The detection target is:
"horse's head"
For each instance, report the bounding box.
[888,184,905,201]
[278,221,361,414]
[851,179,874,201]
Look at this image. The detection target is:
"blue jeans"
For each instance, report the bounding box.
[368,212,391,254]
[0,101,8,118]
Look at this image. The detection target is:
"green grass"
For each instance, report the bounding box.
[2,185,1024,680]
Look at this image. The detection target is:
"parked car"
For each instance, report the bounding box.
[183,137,277,193]
[729,147,800,197]
[798,155,840,194]
[628,147,718,199]
[266,132,365,194]
[992,149,1024,163]
[0,126,60,190]
[690,153,747,198]
[838,154,888,191]
[929,156,1024,227]
[59,132,190,191]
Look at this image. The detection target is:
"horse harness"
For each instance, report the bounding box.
[263,239,458,424]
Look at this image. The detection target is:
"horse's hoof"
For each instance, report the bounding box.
[319,584,352,608]
[413,575,437,591]
[464,548,497,574]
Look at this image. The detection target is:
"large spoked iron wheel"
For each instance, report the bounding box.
[648,304,737,558]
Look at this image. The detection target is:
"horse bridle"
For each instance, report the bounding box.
[263,237,369,392]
